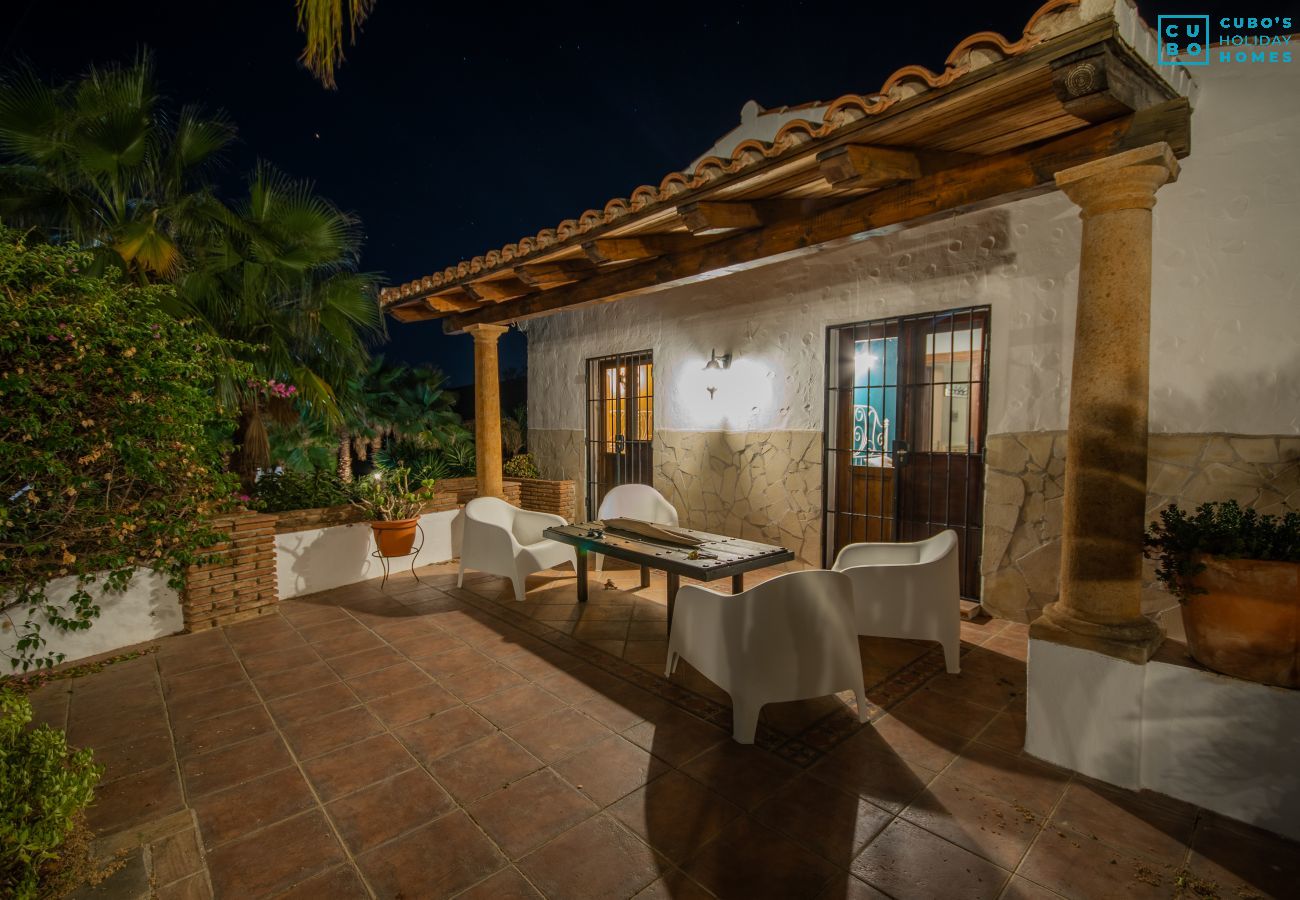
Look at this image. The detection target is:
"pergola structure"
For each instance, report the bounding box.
[381,0,1194,665]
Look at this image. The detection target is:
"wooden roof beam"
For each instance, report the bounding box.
[676,201,763,235]
[512,259,596,287]
[446,99,1191,334]
[582,234,700,263]
[466,276,532,303]
[817,145,922,189]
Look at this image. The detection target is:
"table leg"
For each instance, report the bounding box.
[576,547,588,604]
[732,573,744,594]
[639,564,651,589]
[666,572,680,626]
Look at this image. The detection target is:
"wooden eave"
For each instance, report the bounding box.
[380,3,1189,333]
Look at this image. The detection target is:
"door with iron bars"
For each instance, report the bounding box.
[586,351,654,519]
[823,307,990,600]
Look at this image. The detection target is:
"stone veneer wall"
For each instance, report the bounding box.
[982,432,1300,622]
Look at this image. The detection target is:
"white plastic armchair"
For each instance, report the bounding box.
[831,530,962,674]
[457,497,575,602]
[665,570,867,744]
[594,484,679,574]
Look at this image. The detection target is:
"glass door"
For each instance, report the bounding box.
[824,307,990,600]
[585,351,654,519]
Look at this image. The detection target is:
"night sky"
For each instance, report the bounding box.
[2,0,1252,385]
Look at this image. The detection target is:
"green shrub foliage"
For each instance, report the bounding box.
[1144,500,1300,601]
[251,469,357,513]
[503,453,541,479]
[0,689,102,899]
[0,232,239,670]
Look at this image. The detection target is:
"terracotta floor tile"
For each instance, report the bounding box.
[808,733,937,813]
[429,732,543,803]
[396,705,495,764]
[326,645,405,679]
[227,629,309,660]
[1186,813,1300,900]
[537,665,625,705]
[471,683,566,729]
[469,769,599,857]
[679,740,800,811]
[180,731,294,798]
[356,809,506,898]
[891,687,1002,740]
[753,774,893,866]
[440,660,530,702]
[345,659,429,700]
[156,640,236,677]
[296,617,370,643]
[861,713,969,772]
[683,816,841,900]
[1050,779,1194,867]
[388,630,465,660]
[279,704,384,760]
[206,810,346,898]
[326,768,455,854]
[1016,827,1176,900]
[577,685,670,732]
[365,682,460,728]
[851,818,1010,900]
[623,707,727,768]
[942,743,1070,818]
[311,629,387,659]
[150,824,204,886]
[166,681,261,727]
[455,866,544,900]
[69,702,166,748]
[572,620,632,642]
[173,703,276,757]
[506,707,613,764]
[239,643,322,679]
[250,659,340,700]
[192,766,316,849]
[86,763,184,834]
[271,864,370,900]
[610,770,741,864]
[417,644,496,678]
[300,731,413,800]
[924,665,1024,711]
[999,875,1068,899]
[821,874,894,899]
[498,646,584,680]
[626,621,668,640]
[518,814,665,900]
[622,640,668,665]
[162,660,248,700]
[279,601,353,627]
[585,638,628,658]
[368,615,443,642]
[633,869,716,900]
[977,710,1028,755]
[900,776,1042,870]
[88,727,175,785]
[265,681,358,726]
[552,735,672,808]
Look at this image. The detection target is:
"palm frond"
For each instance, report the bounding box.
[296,0,376,89]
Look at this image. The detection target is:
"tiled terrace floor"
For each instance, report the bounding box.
[25,563,1299,899]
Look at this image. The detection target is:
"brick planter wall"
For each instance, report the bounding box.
[182,511,278,630]
[507,477,576,522]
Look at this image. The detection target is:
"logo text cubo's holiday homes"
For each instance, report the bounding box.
[1158,15,1294,66]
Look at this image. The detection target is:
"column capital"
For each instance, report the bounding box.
[464,323,509,342]
[1055,142,1180,217]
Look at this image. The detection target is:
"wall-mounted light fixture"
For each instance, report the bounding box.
[703,348,732,371]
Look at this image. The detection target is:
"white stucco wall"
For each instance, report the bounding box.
[276,510,460,599]
[528,55,1299,439]
[1,569,183,666]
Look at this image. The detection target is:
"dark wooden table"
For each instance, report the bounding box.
[543,522,795,623]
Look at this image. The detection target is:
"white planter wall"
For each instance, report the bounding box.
[276,510,460,600]
[1,569,183,666]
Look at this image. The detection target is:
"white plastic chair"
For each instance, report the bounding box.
[594,484,679,574]
[665,570,868,744]
[457,497,575,602]
[831,530,962,674]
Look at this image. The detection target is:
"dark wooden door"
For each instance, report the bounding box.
[824,308,990,600]
[585,351,654,519]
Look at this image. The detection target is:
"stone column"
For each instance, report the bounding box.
[466,324,509,499]
[1033,143,1179,663]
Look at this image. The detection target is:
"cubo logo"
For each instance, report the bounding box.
[1158,15,1211,65]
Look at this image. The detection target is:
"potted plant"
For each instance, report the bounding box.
[352,468,431,557]
[1145,500,1300,688]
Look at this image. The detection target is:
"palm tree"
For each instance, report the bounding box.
[296,0,375,89]
[0,56,233,280]
[180,163,384,486]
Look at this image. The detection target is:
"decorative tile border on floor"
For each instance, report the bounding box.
[437,581,960,767]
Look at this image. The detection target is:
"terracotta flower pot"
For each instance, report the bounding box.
[371,517,420,557]
[1181,554,1300,688]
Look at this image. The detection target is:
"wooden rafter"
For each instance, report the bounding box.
[817,145,922,188]
[444,99,1190,333]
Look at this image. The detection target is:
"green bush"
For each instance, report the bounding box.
[1144,500,1300,601]
[0,231,241,670]
[251,469,356,513]
[503,453,541,479]
[0,690,102,899]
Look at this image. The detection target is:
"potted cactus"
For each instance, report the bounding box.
[1145,500,1300,688]
[352,467,432,557]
